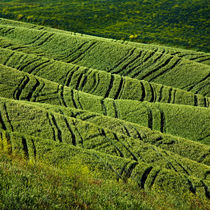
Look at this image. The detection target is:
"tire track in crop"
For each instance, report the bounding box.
[149,83,155,102]
[148,58,181,82]
[75,69,88,90]
[100,129,124,158]
[104,74,114,98]
[126,49,160,77]
[113,101,119,118]
[114,77,124,99]
[187,73,209,93]
[139,82,146,102]
[0,110,6,130]
[148,169,161,189]
[198,153,210,164]
[200,181,210,199]
[124,50,158,76]
[90,72,100,94]
[79,69,91,91]
[18,57,41,72]
[140,167,153,189]
[71,89,78,109]
[195,83,210,97]
[27,60,51,74]
[26,78,40,101]
[62,42,89,61]
[133,55,174,79]
[80,114,98,121]
[2,104,14,132]
[63,117,77,146]
[133,127,143,140]
[13,75,30,100]
[64,66,80,87]
[50,114,62,142]
[117,135,138,161]
[123,162,139,181]
[67,42,97,64]
[142,104,153,130]
[157,85,163,102]
[112,49,146,75]
[26,31,47,45]
[167,88,173,103]
[3,51,15,65]
[46,112,56,141]
[37,33,54,46]
[22,137,29,159]
[58,85,67,107]
[31,139,37,160]
[108,48,136,72]
[194,95,198,106]
[187,179,196,194]
[136,52,167,80]
[101,99,107,116]
[158,107,166,133]
[32,81,45,102]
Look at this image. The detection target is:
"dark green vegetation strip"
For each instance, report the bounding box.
[0,19,209,205]
[0,0,209,53]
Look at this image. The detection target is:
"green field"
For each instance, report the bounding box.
[0,17,209,209]
[0,0,209,52]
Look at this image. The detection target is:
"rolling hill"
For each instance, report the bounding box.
[0,18,209,208]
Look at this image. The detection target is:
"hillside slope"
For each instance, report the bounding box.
[0,0,209,52]
[0,18,209,207]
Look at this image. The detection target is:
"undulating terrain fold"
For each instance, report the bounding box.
[0,18,209,201]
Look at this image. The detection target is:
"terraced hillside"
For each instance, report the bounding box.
[0,18,210,206]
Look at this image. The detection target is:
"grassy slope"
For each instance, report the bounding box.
[0,18,209,208]
[0,0,209,52]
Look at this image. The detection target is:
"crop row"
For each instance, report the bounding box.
[0,64,209,144]
[0,47,209,108]
[0,128,209,199]
[0,24,209,96]
[0,18,209,66]
[0,96,209,182]
[37,102,210,166]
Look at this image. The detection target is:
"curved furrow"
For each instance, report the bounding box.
[13,75,30,100]
[27,60,52,74]
[108,47,136,72]
[148,58,182,82]
[187,74,210,94]
[112,50,145,75]
[26,31,47,45]
[114,77,124,99]
[2,51,15,65]
[61,41,89,61]
[26,78,40,101]
[104,74,115,98]
[36,33,55,46]
[101,99,107,116]
[122,50,152,76]
[68,42,97,64]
